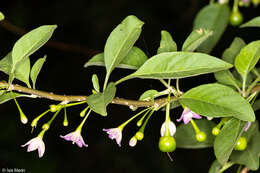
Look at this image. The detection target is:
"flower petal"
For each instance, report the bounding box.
[168,121,176,136]
[38,141,45,158]
[191,111,202,119]
[103,128,122,147]
[183,112,192,124]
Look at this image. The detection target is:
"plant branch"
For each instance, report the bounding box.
[0,20,100,56]
[0,81,176,108]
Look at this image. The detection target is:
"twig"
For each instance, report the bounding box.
[0,81,176,108]
[1,81,260,108]
[0,20,100,56]
[240,166,250,173]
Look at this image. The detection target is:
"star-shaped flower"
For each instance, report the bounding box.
[177,108,202,124]
[21,136,45,158]
[60,130,88,148]
[103,127,122,147]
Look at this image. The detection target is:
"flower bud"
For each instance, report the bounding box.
[135,132,144,141]
[129,136,137,147]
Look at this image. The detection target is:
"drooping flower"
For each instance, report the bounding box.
[21,136,45,158]
[60,130,88,148]
[177,108,202,124]
[160,121,176,137]
[103,127,122,147]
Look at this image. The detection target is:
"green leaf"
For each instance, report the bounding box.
[0,11,4,21]
[91,74,100,92]
[117,52,232,83]
[0,52,12,74]
[12,25,57,72]
[86,82,116,116]
[234,40,260,80]
[0,92,25,104]
[84,47,148,70]
[179,83,255,122]
[240,16,260,28]
[15,57,31,88]
[139,89,158,101]
[208,160,222,173]
[175,119,216,149]
[104,15,144,83]
[222,37,246,64]
[30,56,47,89]
[157,30,177,54]
[232,68,253,87]
[214,118,245,165]
[214,70,241,89]
[193,4,230,53]
[230,132,260,170]
[0,53,31,87]
[182,29,213,52]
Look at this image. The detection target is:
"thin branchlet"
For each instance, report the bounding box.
[0,81,177,108]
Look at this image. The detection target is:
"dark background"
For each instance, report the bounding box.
[0,0,260,173]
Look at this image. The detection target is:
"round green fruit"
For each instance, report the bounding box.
[196,131,207,142]
[158,136,176,152]
[234,137,247,151]
[229,10,243,26]
[212,127,220,136]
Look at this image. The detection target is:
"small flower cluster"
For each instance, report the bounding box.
[103,107,204,152]
[21,104,91,158]
[20,101,207,158]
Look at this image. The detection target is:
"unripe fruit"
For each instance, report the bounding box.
[158,136,176,152]
[234,137,247,151]
[212,127,220,136]
[196,131,207,142]
[229,10,243,26]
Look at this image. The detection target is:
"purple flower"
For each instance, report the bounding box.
[177,108,202,124]
[103,128,122,147]
[21,136,45,158]
[160,121,176,136]
[60,130,88,148]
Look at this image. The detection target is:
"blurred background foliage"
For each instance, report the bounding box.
[0,0,259,172]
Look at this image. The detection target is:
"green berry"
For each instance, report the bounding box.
[229,10,243,26]
[135,132,144,141]
[212,127,220,136]
[234,137,247,151]
[196,131,207,142]
[158,136,176,152]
